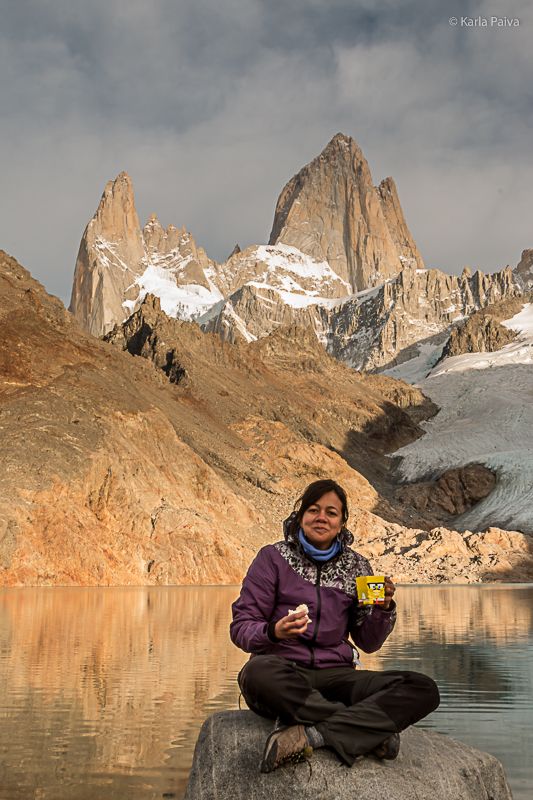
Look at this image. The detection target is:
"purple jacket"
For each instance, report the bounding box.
[230,517,396,669]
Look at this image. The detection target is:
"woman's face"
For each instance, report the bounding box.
[300,490,344,550]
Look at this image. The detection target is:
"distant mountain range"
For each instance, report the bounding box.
[70,134,530,374]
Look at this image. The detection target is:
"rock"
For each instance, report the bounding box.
[443,316,516,359]
[269,133,424,290]
[514,248,533,290]
[352,507,533,583]
[397,463,497,520]
[0,251,263,585]
[228,243,241,259]
[184,710,512,800]
[69,172,146,337]
[142,214,219,293]
[438,294,531,361]
[325,263,520,371]
[0,251,427,586]
[377,177,423,270]
[69,175,223,337]
[69,133,428,346]
[204,259,521,371]
[200,243,351,344]
[104,293,189,385]
[68,143,524,376]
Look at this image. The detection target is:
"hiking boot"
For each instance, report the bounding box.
[260,724,313,773]
[372,732,400,760]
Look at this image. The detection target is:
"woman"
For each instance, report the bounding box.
[230,478,440,773]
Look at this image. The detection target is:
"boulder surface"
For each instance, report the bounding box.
[184,710,512,800]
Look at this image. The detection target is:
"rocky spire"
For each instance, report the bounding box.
[228,243,241,259]
[142,216,220,291]
[268,133,424,291]
[70,176,225,337]
[513,248,533,290]
[69,172,146,336]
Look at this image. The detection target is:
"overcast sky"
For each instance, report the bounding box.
[0,0,531,304]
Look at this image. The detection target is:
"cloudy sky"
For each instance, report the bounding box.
[0,0,531,303]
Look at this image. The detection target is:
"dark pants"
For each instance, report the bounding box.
[238,655,440,766]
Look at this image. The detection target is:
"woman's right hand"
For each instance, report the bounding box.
[274,610,310,640]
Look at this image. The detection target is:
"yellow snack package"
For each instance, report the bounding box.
[356,575,386,606]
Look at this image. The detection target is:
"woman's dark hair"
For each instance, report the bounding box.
[287,479,349,539]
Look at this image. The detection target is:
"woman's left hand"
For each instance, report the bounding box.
[382,576,396,610]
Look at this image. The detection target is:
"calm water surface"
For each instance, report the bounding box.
[0,585,532,799]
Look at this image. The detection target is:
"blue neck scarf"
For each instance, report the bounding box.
[298,528,341,562]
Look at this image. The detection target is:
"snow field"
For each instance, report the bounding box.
[393,303,533,532]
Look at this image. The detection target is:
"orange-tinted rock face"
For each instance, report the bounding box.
[1,251,262,585]
[352,508,533,583]
[70,133,424,342]
[68,138,524,377]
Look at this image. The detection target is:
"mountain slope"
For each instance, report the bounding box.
[2,251,262,584]
[2,251,532,584]
[0,251,423,584]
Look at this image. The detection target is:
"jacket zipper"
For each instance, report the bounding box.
[309,565,322,668]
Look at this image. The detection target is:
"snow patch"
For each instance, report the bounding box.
[429,338,533,379]
[200,244,356,319]
[94,237,133,273]
[129,263,223,320]
[243,281,352,310]
[502,303,533,337]
[255,244,336,279]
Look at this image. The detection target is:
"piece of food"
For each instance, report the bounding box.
[288,603,312,623]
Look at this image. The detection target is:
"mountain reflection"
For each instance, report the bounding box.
[390,585,533,644]
[0,587,246,800]
[0,584,531,800]
[363,585,533,712]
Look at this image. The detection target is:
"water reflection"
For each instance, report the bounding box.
[363,585,533,799]
[0,585,531,799]
[0,587,246,800]
[363,585,533,702]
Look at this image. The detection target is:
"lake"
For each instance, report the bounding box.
[0,585,531,799]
